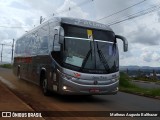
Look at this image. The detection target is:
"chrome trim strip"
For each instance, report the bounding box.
[94,39,115,44]
[65,36,90,41]
[63,77,119,87]
[65,36,114,44]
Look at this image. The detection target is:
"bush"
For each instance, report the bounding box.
[119,72,135,88]
[119,72,160,97]
[0,64,12,69]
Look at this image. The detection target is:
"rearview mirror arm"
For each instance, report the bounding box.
[115,35,128,52]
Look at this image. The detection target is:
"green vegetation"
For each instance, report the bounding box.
[133,76,158,82]
[0,64,12,69]
[119,72,160,97]
[125,68,159,82]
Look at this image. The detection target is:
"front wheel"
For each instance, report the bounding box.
[42,78,50,96]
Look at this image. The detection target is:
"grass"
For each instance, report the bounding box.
[0,64,12,69]
[133,77,158,83]
[119,72,160,98]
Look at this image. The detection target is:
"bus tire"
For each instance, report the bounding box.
[42,78,50,96]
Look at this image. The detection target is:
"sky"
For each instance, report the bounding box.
[0,0,160,67]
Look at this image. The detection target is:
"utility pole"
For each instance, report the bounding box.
[11,39,15,63]
[1,44,4,63]
[11,39,14,63]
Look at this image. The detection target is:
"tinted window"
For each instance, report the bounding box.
[39,36,49,54]
[63,24,88,38]
[27,35,37,55]
[93,30,115,42]
[37,25,49,55]
[62,24,115,42]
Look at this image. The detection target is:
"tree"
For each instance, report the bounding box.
[152,69,157,80]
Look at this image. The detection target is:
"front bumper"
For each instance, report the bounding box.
[58,77,119,95]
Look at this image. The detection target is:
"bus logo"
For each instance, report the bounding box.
[74,73,81,78]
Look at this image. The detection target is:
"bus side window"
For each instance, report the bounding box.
[25,35,32,56]
[49,22,59,51]
[38,36,49,54]
[15,40,21,56]
[29,35,37,55]
[21,37,25,56]
[37,24,49,55]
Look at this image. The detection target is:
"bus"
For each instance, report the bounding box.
[13,17,128,95]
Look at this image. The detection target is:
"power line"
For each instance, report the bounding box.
[0,43,12,47]
[1,0,95,28]
[0,25,31,29]
[107,4,160,26]
[53,0,94,16]
[46,0,94,19]
[97,0,147,22]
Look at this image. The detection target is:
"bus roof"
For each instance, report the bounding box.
[50,17,113,31]
[17,17,113,41]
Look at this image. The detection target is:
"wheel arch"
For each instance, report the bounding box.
[40,67,47,86]
[17,65,21,76]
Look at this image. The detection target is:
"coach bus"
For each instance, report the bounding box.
[13,17,128,95]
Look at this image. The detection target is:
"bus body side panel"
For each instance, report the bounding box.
[13,18,61,89]
[13,57,20,76]
[46,20,62,91]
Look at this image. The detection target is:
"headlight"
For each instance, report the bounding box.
[63,86,67,90]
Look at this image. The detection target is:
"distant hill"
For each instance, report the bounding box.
[120,66,160,75]
[120,66,160,71]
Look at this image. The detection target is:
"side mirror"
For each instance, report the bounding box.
[53,26,64,51]
[53,34,60,51]
[116,35,128,52]
[59,27,64,44]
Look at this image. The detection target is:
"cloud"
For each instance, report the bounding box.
[129,25,160,45]
[0,16,23,41]
[55,0,88,19]
[9,1,30,10]
[23,0,58,15]
[157,11,160,23]
[94,0,134,20]
[0,31,9,42]
[141,50,160,62]
[22,0,88,23]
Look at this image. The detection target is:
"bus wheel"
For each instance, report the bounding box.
[42,78,49,96]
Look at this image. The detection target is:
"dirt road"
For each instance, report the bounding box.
[0,68,160,120]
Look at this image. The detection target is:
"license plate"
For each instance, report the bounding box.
[89,89,100,93]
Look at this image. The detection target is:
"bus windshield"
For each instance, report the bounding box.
[63,38,119,73]
[62,24,119,74]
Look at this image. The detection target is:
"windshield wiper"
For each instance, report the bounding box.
[96,42,110,73]
[80,49,92,71]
